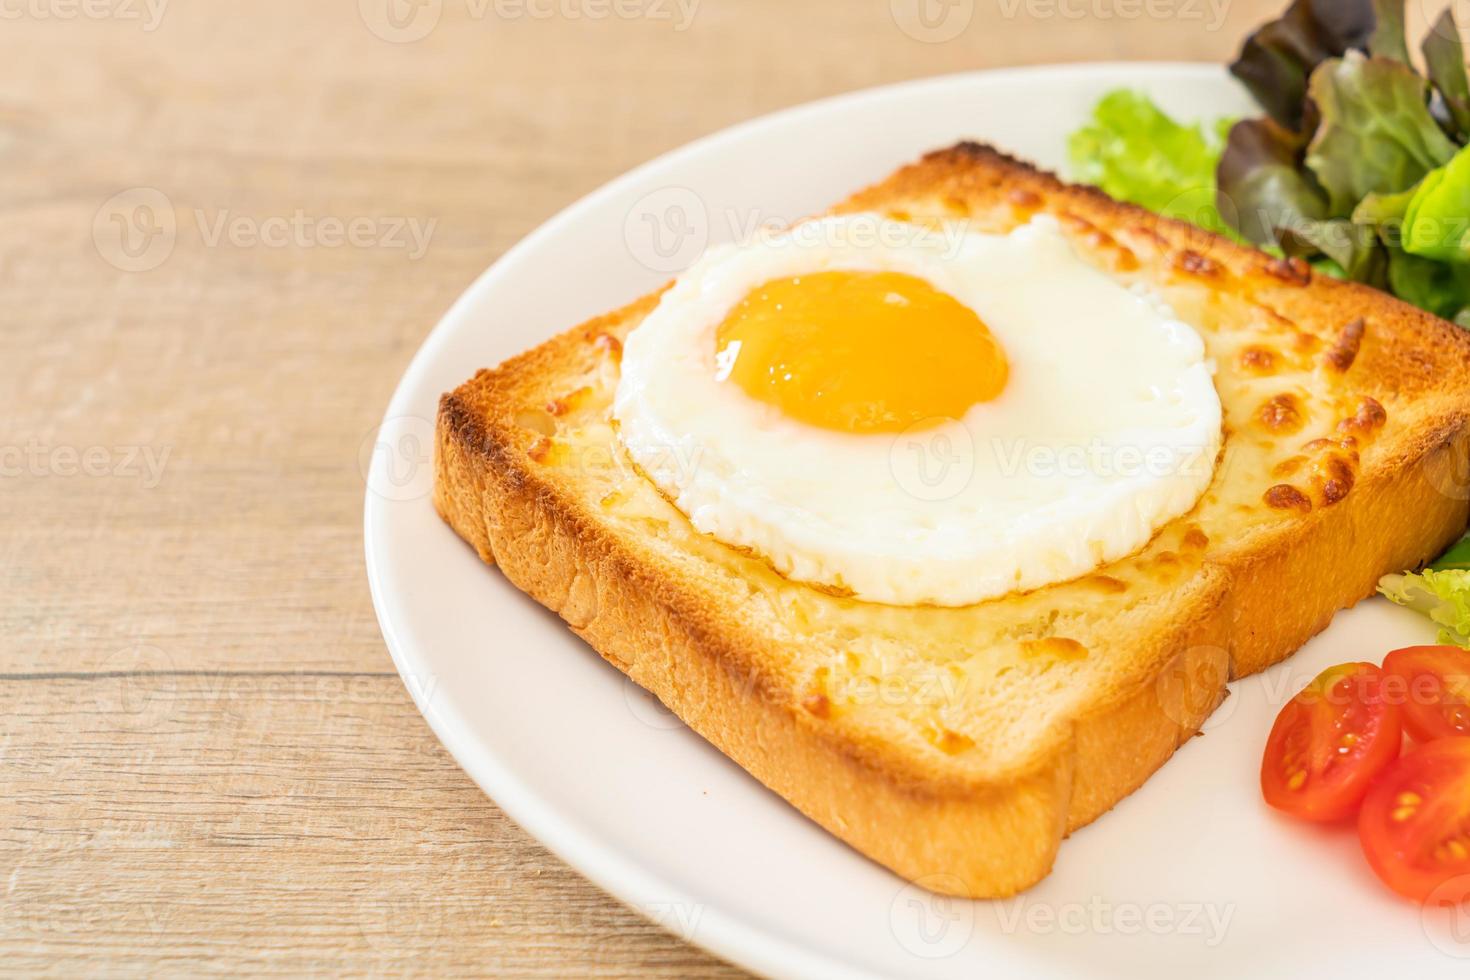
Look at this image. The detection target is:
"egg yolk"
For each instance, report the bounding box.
[714,271,1008,434]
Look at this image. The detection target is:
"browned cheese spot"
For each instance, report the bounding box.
[1238,345,1279,375]
[1302,436,1356,453]
[1057,212,1139,270]
[1127,225,1169,250]
[1313,453,1357,506]
[1264,484,1312,512]
[1338,396,1387,437]
[1258,393,1305,434]
[1007,188,1041,209]
[1323,318,1366,372]
[1265,255,1312,286]
[1175,250,1220,278]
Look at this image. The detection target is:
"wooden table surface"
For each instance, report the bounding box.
[1,0,1288,974]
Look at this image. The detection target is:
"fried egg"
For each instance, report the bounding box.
[612,213,1221,607]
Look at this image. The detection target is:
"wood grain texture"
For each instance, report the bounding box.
[1,0,1280,973]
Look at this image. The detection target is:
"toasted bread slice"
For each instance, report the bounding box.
[435,143,1470,897]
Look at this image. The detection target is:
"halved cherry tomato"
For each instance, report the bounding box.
[1261,662,1403,821]
[1382,645,1470,743]
[1358,737,1470,902]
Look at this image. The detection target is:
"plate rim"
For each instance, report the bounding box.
[364,60,1235,980]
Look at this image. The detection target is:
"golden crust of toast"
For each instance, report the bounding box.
[434,143,1470,897]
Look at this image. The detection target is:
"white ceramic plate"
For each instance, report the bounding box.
[364,64,1470,979]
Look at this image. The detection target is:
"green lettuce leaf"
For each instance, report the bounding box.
[1351,184,1417,226]
[1071,2,1470,327]
[1217,116,1328,244]
[1305,51,1459,216]
[1368,0,1409,63]
[1424,9,1470,140]
[1067,91,1233,235]
[1289,217,1387,282]
[1431,532,1470,571]
[1229,0,1378,131]
[1398,144,1470,262]
[1379,568,1470,646]
[1216,114,1390,281]
[1386,246,1470,320]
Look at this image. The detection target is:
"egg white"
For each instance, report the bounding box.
[612,214,1222,607]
